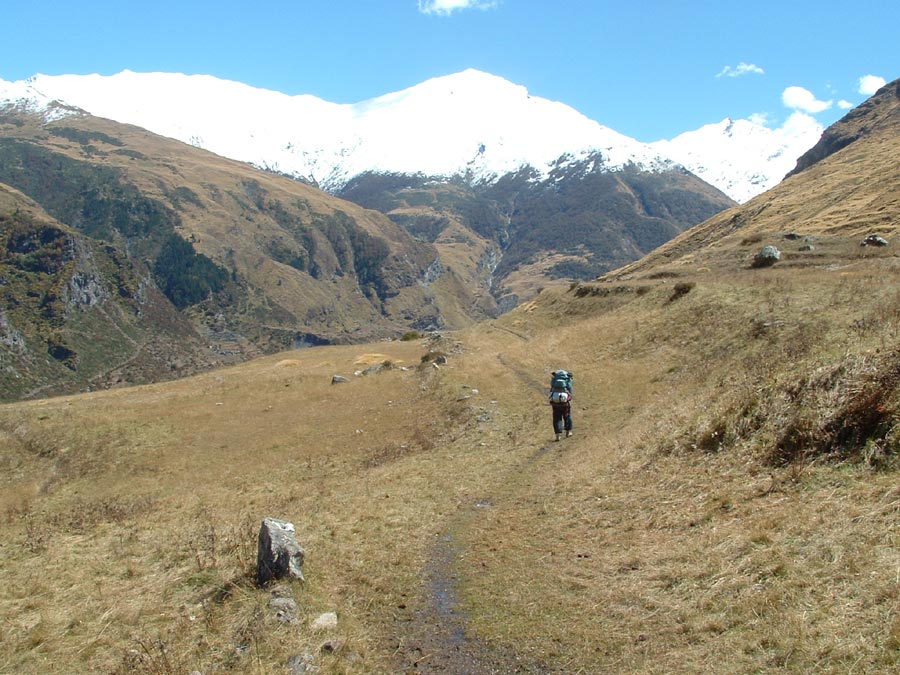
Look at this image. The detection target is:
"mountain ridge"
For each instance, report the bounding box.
[2,69,822,202]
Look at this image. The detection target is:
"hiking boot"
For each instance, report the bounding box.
[555,433,562,442]
[565,430,573,438]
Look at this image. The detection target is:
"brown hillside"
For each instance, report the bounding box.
[0,110,499,399]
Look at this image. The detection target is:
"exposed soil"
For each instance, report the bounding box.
[392,510,552,674]
[392,347,558,674]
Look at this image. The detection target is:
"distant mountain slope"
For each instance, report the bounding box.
[0,183,219,400]
[0,108,500,399]
[338,158,735,308]
[4,69,819,202]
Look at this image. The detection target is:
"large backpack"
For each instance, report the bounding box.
[549,369,573,405]
[550,369,572,392]
[548,390,571,404]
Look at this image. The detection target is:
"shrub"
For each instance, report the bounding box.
[668,281,696,302]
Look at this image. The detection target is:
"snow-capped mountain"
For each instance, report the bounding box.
[0,78,79,123]
[651,115,824,204]
[1,69,823,202]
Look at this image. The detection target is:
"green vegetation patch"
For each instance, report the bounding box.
[153,232,229,310]
[49,126,124,147]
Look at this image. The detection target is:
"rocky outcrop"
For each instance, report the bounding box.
[751,245,781,268]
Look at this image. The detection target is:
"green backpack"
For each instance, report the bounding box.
[550,369,573,392]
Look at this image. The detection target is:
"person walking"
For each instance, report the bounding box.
[548,369,574,441]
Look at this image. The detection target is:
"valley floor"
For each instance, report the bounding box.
[2,261,900,674]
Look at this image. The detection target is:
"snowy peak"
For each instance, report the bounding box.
[2,70,677,191]
[0,77,81,123]
[0,70,824,201]
[651,114,824,203]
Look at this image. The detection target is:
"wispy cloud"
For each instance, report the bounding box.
[716,62,765,78]
[782,86,832,114]
[837,99,854,110]
[858,74,886,96]
[418,0,499,16]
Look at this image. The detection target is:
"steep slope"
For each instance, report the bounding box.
[602,76,900,281]
[0,185,219,400]
[339,158,735,308]
[788,77,900,176]
[0,107,490,400]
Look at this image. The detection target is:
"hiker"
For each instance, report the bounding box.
[548,369,574,441]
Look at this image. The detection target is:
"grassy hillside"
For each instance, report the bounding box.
[2,239,899,673]
[2,80,898,674]
[0,109,509,399]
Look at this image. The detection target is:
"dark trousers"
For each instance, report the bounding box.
[552,403,572,434]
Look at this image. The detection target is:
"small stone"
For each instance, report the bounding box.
[331,375,349,384]
[269,596,299,624]
[320,639,344,654]
[861,234,889,247]
[287,652,317,674]
[311,611,338,632]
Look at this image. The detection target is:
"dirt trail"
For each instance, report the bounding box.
[394,454,555,673]
[392,341,559,674]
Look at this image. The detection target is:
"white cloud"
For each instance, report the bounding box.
[418,0,499,15]
[837,99,854,110]
[782,86,832,114]
[780,110,823,138]
[716,62,765,78]
[858,74,886,96]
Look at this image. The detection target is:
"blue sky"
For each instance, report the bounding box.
[2,0,897,141]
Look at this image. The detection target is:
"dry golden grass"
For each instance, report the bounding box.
[4,76,900,674]
[3,224,900,673]
[450,259,900,673]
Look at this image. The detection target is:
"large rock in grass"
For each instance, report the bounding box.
[257,517,305,586]
[751,245,781,268]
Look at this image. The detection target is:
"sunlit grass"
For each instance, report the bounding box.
[3,254,900,673]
